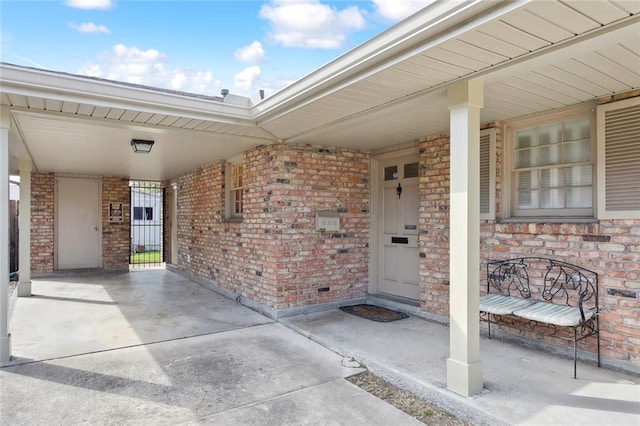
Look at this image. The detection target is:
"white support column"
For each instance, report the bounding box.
[18,161,32,297]
[446,80,483,396]
[0,109,12,365]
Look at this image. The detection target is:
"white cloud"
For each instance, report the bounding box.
[66,0,114,10]
[259,0,366,49]
[234,41,266,64]
[69,22,111,34]
[234,66,262,91]
[372,0,436,21]
[77,44,221,96]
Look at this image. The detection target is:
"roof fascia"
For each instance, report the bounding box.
[0,64,255,125]
[252,0,532,123]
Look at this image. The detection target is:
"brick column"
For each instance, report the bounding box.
[31,173,55,274]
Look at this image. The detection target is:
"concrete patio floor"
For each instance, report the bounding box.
[2,269,639,425]
[281,305,640,425]
[1,270,420,425]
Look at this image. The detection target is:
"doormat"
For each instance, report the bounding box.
[340,304,409,322]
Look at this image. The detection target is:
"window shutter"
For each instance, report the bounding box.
[480,128,496,220]
[597,98,640,219]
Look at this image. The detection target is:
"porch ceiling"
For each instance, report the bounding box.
[1,0,638,181]
[259,0,640,150]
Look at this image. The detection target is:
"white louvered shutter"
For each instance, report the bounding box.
[597,98,640,219]
[479,128,496,220]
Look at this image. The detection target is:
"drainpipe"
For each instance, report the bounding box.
[0,108,11,365]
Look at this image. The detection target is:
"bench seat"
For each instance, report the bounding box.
[479,294,535,315]
[512,302,596,327]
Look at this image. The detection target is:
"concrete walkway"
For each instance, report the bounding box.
[281,307,640,426]
[1,270,420,425]
[2,270,639,425]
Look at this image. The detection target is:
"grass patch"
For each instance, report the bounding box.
[347,371,470,425]
[130,250,161,264]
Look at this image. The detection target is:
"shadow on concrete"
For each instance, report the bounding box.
[2,270,423,425]
[30,294,119,306]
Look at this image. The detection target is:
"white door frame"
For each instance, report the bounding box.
[369,147,420,297]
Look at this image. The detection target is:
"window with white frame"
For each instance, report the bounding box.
[226,156,244,219]
[507,108,595,218]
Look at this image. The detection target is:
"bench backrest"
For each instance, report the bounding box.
[542,260,599,312]
[487,257,599,311]
[486,258,532,298]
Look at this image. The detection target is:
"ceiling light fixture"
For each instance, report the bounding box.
[131,139,154,154]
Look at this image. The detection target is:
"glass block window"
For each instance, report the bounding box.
[512,116,593,217]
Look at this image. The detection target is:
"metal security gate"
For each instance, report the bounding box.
[130,181,165,268]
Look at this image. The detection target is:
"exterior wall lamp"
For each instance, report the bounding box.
[131,139,154,154]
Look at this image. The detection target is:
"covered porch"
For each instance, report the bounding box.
[1,0,639,398]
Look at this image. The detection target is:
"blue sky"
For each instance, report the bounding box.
[1,0,434,99]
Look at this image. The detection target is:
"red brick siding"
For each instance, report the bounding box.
[484,221,640,363]
[31,173,55,274]
[101,177,130,271]
[175,143,369,309]
[417,122,639,368]
[418,133,451,317]
[30,174,131,273]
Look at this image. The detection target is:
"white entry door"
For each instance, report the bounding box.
[378,155,420,299]
[56,177,101,269]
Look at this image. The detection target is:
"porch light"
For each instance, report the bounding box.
[131,139,154,154]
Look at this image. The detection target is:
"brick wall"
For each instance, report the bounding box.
[102,177,130,271]
[30,174,131,273]
[418,132,452,317]
[175,143,370,310]
[417,121,639,370]
[31,173,55,274]
[267,144,370,308]
[484,221,640,365]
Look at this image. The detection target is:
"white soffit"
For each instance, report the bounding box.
[12,111,264,180]
[260,0,639,146]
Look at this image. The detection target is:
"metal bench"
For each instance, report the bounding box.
[479,257,600,378]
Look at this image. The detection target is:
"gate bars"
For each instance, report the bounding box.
[129,181,164,268]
